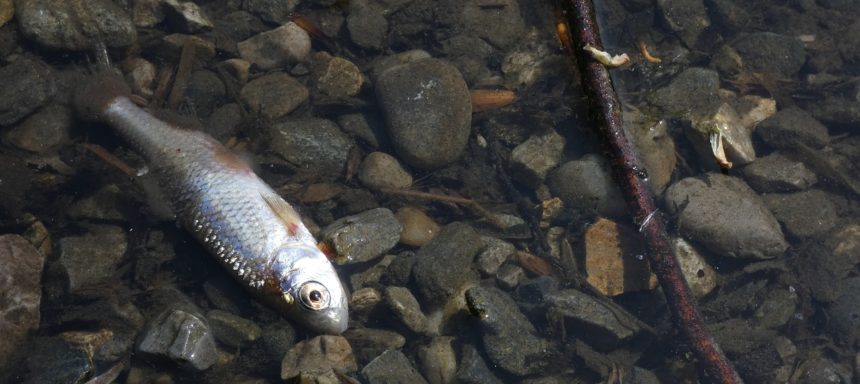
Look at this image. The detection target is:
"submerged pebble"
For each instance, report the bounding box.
[374,58,472,170]
[280,335,357,381]
[15,0,136,50]
[412,222,482,306]
[664,173,788,259]
[0,234,45,365]
[321,207,402,265]
[361,349,428,384]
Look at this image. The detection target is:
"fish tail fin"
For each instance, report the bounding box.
[74,71,131,122]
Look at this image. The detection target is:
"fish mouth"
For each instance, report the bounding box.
[296,296,349,334]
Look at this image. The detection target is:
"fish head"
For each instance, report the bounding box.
[272,245,349,334]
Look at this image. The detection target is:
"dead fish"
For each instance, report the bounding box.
[74,73,348,334]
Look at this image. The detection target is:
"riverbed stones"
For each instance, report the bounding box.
[545,289,653,351]
[509,129,566,187]
[462,0,525,50]
[464,286,552,376]
[374,58,472,170]
[384,286,429,334]
[347,0,387,51]
[280,335,357,380]
[763,189,838,239]
[732,32,806,77]
[321,208,402,265]
[361,349,429,384]
[343,328,406,365]
[240,72,308,119]
[546,154,626,218]
[412,222,482,306]
[57,225,128,295]
[0,56,55,126]
[163,0,212,33]
[743,153,817,192]
[664,173,788,259]
[650,67,721,116]
[584,218,657,297]
[358,151,413,191]
[137,307,218,371]
[265,117,352,174]
[0,235,45,366]
[3,103,71,153]
[312,52,364,99]
[206,310,261,348]
[655,0,710,47]
[395,206,440,247]
[238,22,310,70]
[756,106,830,149]
[14,0,136,50]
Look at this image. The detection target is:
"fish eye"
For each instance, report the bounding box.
[299,281,330,310]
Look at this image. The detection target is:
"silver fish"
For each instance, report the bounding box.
[75,73,348,334]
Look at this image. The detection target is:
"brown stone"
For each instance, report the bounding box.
[0,234,46,365]
[584,218,657,296]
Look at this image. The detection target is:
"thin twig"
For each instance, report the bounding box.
[79,143,137,177]
[167,39,196,111]
[379,188,507,229]
[557,1,743,382]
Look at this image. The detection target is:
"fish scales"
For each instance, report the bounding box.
[75,73,348,334]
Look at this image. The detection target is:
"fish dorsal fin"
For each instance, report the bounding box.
[260,190,304,237]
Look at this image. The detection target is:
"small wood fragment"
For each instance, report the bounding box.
[80,143,137,177]
[470,89,516,112]
[638,40,662,64]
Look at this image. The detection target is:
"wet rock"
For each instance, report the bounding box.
[66,184,127,221]
[312,52,364,99]
[546,154,626,218]
[734,94,777,130]
[57,225,128,295]
[350,254,396,290]
[18,336,92,384]
[15,0,136,50]
[664,173,788,259]
[242,0,296,24]
[793,356,852,384]
[205,103,243,140]
[417,337,456,384]
[362,349,429,384]
[260,323,296,366]
[163,0,212,33]
[183,70,225,118]
[382,251,416,287]
[358,152,413,191]
[384,286,428,334]
[752,286,798,329]
[343,328,405,365]
[829,277,860,347]
[3,103,71,153]
[711,320,795,382]
[0,0,12,27]
[763,189,837,239]
[132,0,163,27]
[672,238,717,297]
[456,344,503,384]
[689,102,756,166]
[476,237,515,276]
[465,286,552,376]
[56,297,145,363]
[743,153,817,193]
[650,67,720,116]
[795,225,860,303]
[462,0,525,50]
[374,58,472,170]
[395,206,440,247]
[495,264,526,290]
[238,22,310,70]
[584,218,657,296]
[280,335,357,381]
[240,72,308,119]
[337,113,388,149]
[509,129,566,187]
[0,235,45,365]
[501,39,557,89]
[137,307,218,370]
[756,106,830,149]
[655,0,710,47]
[321,208,402,265]
[0,56,55,126]
[218,58,251,85]
[266,118,352,174]
[732,32,806,77]
[708,0,750,34]
[206,310,262,348]
[350,288,384,318]
[624,117,676,194]
[347,0,387,51]
[413,222,483,306]
[123,57,157,98]
[546,289,653,351]
[213,11,266,55]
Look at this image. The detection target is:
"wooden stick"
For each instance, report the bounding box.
[558,1,743,382]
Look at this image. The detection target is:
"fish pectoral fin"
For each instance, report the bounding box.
[260,190,302,231]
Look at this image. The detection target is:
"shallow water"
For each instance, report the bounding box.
[1,0,859,383]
